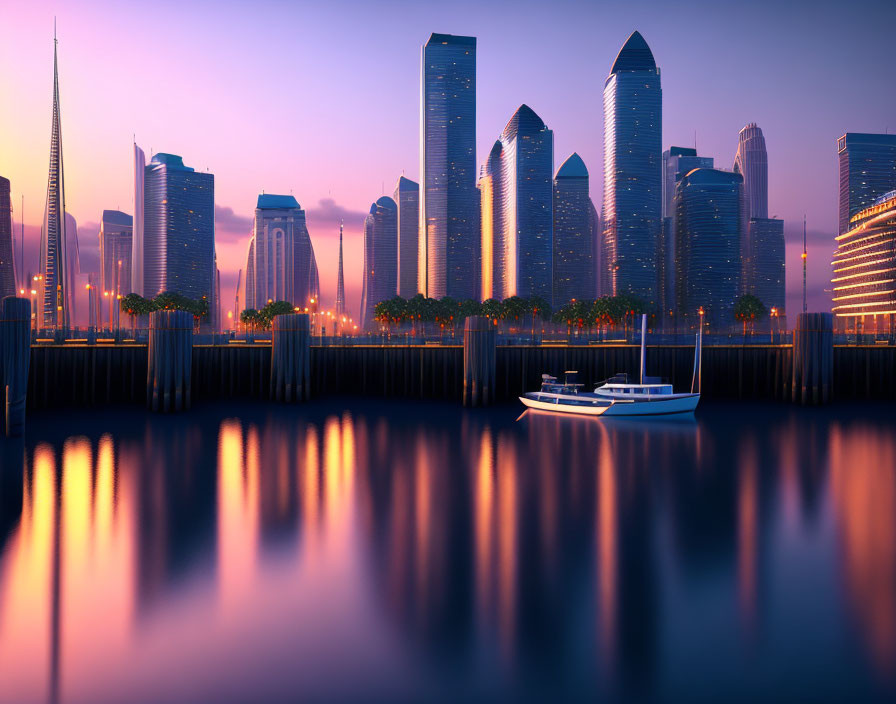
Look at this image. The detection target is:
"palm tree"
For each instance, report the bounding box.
[734,294,767,336]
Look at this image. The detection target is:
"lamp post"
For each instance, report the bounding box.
[770,307,778,344]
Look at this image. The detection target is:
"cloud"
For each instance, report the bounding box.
[215,205,253,243]
[305,198,368,234]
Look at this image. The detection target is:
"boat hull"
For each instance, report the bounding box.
[519,393,699,416]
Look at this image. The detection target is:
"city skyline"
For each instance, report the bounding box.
[2,1,895,320]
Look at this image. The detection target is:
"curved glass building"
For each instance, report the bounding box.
[602,31,662,308]
[360,196,398,329]
[733,123,769,220]
[394,176,419,298]
[420,33,478,300]
[143,153,215,306]
[832,190,896,331]
[674,168,746,327]
[553,152,593,308]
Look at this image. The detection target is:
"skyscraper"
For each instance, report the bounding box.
[479,140,503,301]
[733,123,769,220]
[553,152,593,308]
[40,32,68,329]
[602,31,662,307]
[480,105,553,302]
[0,175,14,298]
[420,33,478,300]
[833,190,896,332]
[336,220,346,317]
[132,143,145,297]
[360,196,398,329]
[99,210,133,301]
[394,176,419,298]
[143,153,215,305]
[660,147,714,315]
[245,194,320,311]
[838,133,896,235]
[589,198,601,297]
[64,212,79,325]
[674,168,746,327]
[747,217,785,311]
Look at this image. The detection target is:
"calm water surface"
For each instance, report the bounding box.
[0,399,895,703]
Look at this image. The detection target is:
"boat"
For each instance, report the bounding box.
[519,314,702,417]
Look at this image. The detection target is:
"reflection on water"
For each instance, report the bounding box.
[1,400,895,702]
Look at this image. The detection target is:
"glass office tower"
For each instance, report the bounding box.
[838,133,896,235]
[488,104,553,302]
[360,196,398,329]
[393,176,419,298]
[420,33,478,300]
[602,31,662,308]
[674,168,746,328]
[143,153,215,306]
[733,123,769,220]
[99,210,133,301]
[747,217,785,312]
[0,175,14,298]
[553,152,593,309]
[660,147,713,317]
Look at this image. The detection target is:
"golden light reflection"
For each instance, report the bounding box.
[596,423,617,664]
[737,438,758,632]
[829,425,896,678]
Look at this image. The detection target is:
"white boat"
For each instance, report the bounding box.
[519,314,702,417]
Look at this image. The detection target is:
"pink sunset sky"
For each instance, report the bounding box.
[2,0,894,321]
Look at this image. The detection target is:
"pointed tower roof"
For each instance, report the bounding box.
[610,31,656,73]
[502,104,547,140]
[555,152,588,180]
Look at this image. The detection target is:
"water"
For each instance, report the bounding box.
[1,399,894,703]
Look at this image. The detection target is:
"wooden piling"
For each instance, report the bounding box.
[1,297,32,436]
[463,316,496,406]
[792,312,833,405]
[270,313,310,402]
[147,310,193,412]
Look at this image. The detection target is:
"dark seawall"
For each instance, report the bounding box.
[24,343,896,410]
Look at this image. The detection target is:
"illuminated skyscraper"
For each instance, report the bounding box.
[602,31,662,307]
[394,176,419,298]
[143,153,215,304]
[833,190,896,330]
[660,147,713,315]
[39,32,68,328]
[674,168,746,327]
[747,217,785,311]
[63,212,79,325]
[360,196,398,329]
[420,33,478,300]
[132,143,145,297]
[0,175,14,298]
[837,133,896,235]
[479,105,553,302]
[336,220,346,317]
[245,194,320,311]
[99,210,132,301]
[733,123,769,220]
[553,152,593,308]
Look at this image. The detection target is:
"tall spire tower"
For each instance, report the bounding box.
[335,220,346,317]
[40,24,68,329]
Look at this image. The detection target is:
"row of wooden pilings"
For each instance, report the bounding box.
[0,301,842,430]
[146,310,311,412]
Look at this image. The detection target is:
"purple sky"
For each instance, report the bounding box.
[2,0,894,320]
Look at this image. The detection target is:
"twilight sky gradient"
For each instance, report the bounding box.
[2,0,895,320]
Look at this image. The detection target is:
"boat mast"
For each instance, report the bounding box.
[639,313,647,384]
[691,323,703,394]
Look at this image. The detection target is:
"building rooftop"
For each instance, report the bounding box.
[375,196,397,210]
[395,176,418,191]
[666,146,698,158]
[149,153,194,172]
[555,153,588,180]
[502,104,548,139]
[101,210,133,227]
[681,168,743,186]
[257,194,300,210]
[426,33,476,47]
[610,31,656,73]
